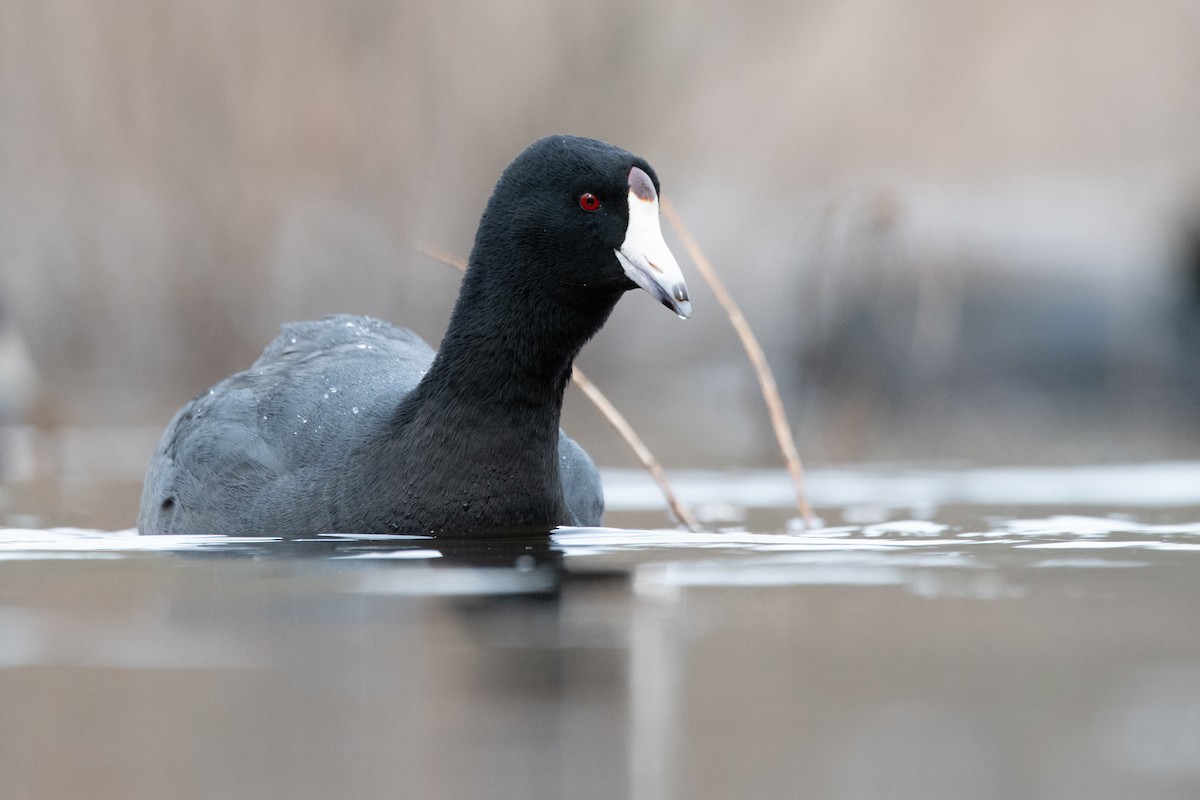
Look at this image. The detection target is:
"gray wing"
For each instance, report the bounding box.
[559,432,603,527]
[139,315,436,534]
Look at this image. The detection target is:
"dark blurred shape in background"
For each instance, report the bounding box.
[1,0,1198,471]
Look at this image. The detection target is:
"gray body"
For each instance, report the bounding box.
[138,315,603,534]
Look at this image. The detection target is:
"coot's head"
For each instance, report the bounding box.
[475,135,691,319]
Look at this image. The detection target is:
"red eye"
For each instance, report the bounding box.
[578,192,601,212]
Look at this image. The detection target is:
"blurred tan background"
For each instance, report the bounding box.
[1,0,1199,474]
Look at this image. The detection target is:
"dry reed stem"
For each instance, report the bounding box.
[661,200,819,526]
[415,242,703,532]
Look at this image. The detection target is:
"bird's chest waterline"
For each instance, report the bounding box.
[336,414,569,535]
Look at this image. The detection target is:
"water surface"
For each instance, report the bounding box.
[2,464,1199,800]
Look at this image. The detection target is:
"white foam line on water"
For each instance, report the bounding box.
[0,552,125,561]
[333,550,443,560]
[862,520,950,537]
[552,527,961,553]
[1,513,1198,559]
[1019,541,1200,551]
[0,528,278,555]
[962,516,1200,538]
[601,462,1200,510]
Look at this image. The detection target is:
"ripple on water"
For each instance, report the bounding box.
[0,467,1197,599]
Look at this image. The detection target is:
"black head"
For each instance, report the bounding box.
[469,135,691,318]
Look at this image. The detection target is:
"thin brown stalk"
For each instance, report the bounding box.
[660,200,819,526]
[415,242,703,532]
[568,370,702,532]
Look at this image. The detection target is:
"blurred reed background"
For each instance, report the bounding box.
[1,0,1198,478]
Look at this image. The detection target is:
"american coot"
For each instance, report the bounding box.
[138,135,690,536]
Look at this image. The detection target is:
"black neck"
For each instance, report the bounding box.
[422,260,618,408]
[349,236,622,535]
